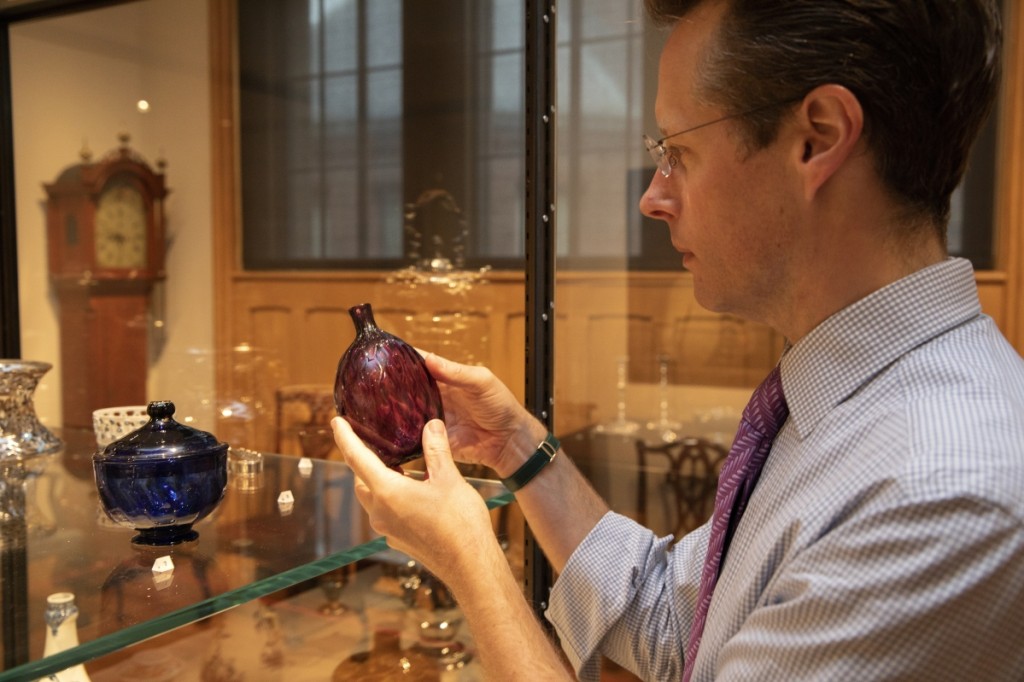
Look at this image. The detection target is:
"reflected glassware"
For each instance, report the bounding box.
[331,629,440,682]
[400,560,472,671]
[317,565,350,616]
[334,303,445,468]
[228,446,264,493]
[298,426,336,460]
[0,359,63,460]
[93,401,229,545]
[595,356,640,435]
[645,355,683,443]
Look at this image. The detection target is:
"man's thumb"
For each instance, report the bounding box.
[421,419,453,477]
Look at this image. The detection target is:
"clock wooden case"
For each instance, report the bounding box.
[44,138,169,428]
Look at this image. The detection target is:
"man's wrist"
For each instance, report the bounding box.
[501,433,561,493]
[496,423,552,479]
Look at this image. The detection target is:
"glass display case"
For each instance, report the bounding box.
[0,428,514,679]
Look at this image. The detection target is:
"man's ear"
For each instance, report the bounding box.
[793,84,864,201]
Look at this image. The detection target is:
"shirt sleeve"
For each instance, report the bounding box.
[546,511,710,681]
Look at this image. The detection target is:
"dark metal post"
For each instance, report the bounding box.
[523,0,556,623]
[0,20,21,360]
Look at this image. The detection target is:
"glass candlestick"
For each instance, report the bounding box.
[595,357,640,435]
[646,355,683,442]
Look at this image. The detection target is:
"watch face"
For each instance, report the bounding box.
[95,183,147,269]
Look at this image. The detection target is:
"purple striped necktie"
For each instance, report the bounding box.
[682,364,789,682]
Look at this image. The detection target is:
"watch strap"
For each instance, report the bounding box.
[501,432,561,493]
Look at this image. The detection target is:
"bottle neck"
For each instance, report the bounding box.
[349,304,379,334]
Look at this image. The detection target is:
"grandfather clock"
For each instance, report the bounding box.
[44,135,168,428]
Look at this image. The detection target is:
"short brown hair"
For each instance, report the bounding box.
[646,0,1003,228]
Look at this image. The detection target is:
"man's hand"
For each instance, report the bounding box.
[332,415,494,585]
[332,413,574,681]
[421,352,549,479]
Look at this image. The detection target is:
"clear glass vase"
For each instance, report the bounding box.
[0,360,62,461]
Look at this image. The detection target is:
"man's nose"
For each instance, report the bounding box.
[639,170,677,222]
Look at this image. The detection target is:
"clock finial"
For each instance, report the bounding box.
[79,139,92,162]
[118,131,131,149]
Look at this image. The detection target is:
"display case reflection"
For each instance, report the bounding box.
[384,189,492,369]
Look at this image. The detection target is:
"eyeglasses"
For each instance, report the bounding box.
[643,98,802,177]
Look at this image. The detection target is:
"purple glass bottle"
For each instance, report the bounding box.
[334,303,445,467]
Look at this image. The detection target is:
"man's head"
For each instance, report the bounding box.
[645,0,1003,229]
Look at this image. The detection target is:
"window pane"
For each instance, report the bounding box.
[324,0,358,72]
[240,0,526,270]
[284,0,321,76]
[367,0,402,68]
[324,74,358,148]
[324,167,358,258]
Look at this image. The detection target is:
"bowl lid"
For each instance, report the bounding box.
[96,401,226,461]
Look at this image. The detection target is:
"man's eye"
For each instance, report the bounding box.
[666,148,681,168]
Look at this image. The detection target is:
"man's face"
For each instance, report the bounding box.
[640,3,802,326]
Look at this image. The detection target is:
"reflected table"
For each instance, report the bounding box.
[0,428,511,680]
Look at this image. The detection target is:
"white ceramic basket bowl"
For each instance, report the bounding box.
[93,405,151,447]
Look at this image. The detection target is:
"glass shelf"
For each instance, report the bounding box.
[0,428,512,680]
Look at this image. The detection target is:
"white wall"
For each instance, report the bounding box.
[11,0,214,429]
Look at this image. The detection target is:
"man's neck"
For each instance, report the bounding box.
[776,212,946,343]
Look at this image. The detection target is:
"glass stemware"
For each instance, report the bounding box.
[595,356,641,435]
[645,355,683,443]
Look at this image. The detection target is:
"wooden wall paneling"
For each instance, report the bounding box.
[680,314,740,385]
[998,0,1024,351]
[222,303,290,451]
[394,308,490,368]
[302,305,352,385]
[553,278,586,430]
[551,308,595,435]
[209,0,240,426]
[583,312,649,425]
[628,273,685,369]
[975,274,1008,331]
[483,279,525,393]
[368,306,417,344]
[500,310,527,403]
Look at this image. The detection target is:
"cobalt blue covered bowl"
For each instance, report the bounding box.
[93,400,228,546]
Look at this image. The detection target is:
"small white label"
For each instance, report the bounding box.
[152,556,175,590]
[152,556,174,574]
[298,457,313,476]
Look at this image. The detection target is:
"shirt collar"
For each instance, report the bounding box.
[778,258,982,439]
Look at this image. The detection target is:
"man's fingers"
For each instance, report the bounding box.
[422,351,464,384]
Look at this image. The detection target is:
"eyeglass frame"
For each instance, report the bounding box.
[643,97,804,177]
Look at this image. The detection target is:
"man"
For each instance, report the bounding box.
[334,0,1024,679]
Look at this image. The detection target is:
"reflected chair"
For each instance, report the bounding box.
[635,436,729,539]
[274,384,337,458]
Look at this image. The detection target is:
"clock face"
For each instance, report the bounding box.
[95,183,147,269]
